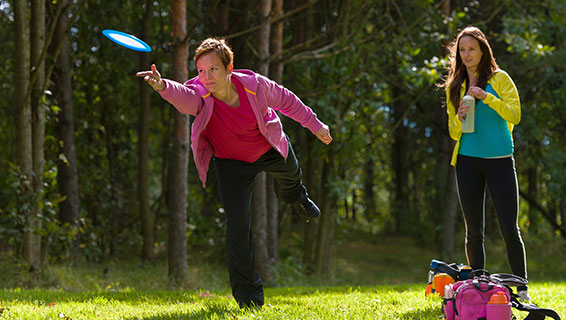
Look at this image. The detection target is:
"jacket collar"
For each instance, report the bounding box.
[184,69,259,98]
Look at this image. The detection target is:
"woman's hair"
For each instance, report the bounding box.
[194,38,234,69]
[442,26,498,109]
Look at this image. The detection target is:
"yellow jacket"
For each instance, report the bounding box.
[445,69,521,166]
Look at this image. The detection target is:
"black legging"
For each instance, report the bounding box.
[455,154,527,280]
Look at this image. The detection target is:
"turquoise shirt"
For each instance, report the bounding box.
[458,84,514,158]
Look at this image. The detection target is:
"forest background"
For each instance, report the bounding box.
[1,0,565,292]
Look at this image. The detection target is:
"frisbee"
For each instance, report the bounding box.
[102,29,151,52]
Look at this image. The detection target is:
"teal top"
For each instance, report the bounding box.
[458,84,514,158]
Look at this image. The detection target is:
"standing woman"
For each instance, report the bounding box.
[137,38,332,308]
[442,26,529,302]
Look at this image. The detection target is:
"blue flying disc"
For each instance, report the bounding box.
[102,29,151,52]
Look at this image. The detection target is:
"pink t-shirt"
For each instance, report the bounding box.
[201,78,272,162]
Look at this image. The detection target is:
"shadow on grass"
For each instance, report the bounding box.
[0,284,448,304]
[136,304,243,320]
[400,307,443,320]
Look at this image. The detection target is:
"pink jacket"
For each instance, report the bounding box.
[158,69,324,187]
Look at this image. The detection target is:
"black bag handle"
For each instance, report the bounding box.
[491,273,529,287]
[510,293,561,320]
[472,279,494,292]
[469,269,490,278]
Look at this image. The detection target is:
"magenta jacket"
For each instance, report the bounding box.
[158,69,324,187]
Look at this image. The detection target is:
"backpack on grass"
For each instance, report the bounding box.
[442,270,561,320]
[443,273,512,320]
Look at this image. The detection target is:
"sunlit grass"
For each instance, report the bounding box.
[1,225,565,319]
[1,283,564,319]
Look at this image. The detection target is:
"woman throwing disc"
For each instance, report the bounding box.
[137,38,332,308]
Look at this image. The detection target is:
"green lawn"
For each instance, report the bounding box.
[1,283,564,319]
[1,226,565,319]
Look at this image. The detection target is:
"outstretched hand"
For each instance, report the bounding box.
[136,64,165,91]
[315,124,333,145]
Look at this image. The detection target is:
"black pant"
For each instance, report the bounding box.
[455,154,527,280]
[213,140,307,307]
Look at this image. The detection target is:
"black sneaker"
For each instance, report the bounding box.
[239,301,263,310]
[293,197,321,219]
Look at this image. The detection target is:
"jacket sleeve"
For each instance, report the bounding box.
[446,88,462,141]
[157,79,203,116]
[482,70,521,125]
[259,74,323,135]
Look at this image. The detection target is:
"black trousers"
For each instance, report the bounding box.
[455,154,527,280]
[213,139,307,307]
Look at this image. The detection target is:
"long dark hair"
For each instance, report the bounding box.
[442,26,498,109]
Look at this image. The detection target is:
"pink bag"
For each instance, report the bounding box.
[443,278,512,320]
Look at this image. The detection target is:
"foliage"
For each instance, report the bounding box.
[0,162,71,257]
[1,0,565,269]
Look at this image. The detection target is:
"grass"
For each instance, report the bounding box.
[1,283,565,319]
[0,285,436,319]
[1,225,565,319]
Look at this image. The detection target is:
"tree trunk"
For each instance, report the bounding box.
[364,157,376,218]
[14,0,37,271]
[302,134,318,273]
[28,0,47,269]
[216,0,230,35]
[391,85,410,234]
[342,170,349,219]
[265,0,284,267]
[14,0,33,260]
[252,173,272,284]
[352,190,357,222]
[251,0,273,285]
[442,164,459,260]
[31,0,47,240]
[440,0,459,260]
[50,0,80,254]
[527,166,538,232]
[269,0,284,82]
[255,0,270,78]
[297,0,318,274]
[315,148,336,275]
[561,201,566,235]
[168,0,189,283]
[104,111,119,257]
[139,0,155,261]
[266,176,278,265]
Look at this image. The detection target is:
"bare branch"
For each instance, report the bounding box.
[301,70,364,98]
[245,39,261,59]
[26,0,67,103]
[270,0,374,64]
[182,0,221,44]
[390,0,414,44]
[42,1,84,97]
[223,0,319,40]
[519,190,565,238]
[473,4,505,26]
[391,85,433,132]
[283,31,385,64]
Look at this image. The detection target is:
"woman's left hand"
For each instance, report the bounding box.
[468,86,487,100]
[315,124,333,145]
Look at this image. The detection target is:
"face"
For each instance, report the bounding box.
[196,51,233,93]
[458,35,483,71]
